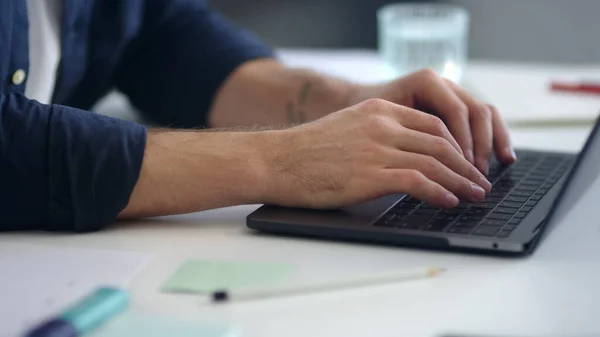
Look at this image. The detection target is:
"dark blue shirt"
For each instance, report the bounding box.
[0,0,274,231]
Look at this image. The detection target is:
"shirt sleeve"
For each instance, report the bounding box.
[114,0,276,128]
[0,93,147,232]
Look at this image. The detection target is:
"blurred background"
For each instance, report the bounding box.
[213,0,600,64]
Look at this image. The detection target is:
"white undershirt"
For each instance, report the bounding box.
[25,0,62,105]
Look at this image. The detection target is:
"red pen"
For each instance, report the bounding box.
[550,81,600,95]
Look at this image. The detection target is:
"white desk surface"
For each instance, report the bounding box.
[3,50,600,337]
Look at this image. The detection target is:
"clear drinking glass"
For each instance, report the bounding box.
[377,3,469,83]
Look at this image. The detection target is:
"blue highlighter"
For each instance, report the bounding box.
[25,287,129,337]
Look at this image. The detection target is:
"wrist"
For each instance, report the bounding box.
[286,68,357,121]
[250,129,297,206]
[222,131,275,205]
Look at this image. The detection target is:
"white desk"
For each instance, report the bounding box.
[3,51,600,337]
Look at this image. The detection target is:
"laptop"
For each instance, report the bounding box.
[247,116,600,256]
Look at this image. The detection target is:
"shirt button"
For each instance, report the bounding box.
[12,69,26,86]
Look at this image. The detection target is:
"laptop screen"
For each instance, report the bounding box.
[541,115,600,236]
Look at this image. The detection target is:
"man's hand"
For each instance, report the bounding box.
[211,62,515,176]
[346,69,517,175]
[261,99,492,210]
[120,98,493,220]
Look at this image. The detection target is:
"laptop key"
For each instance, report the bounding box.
[472,203,497,209]
[530,194,544,201]
[483,196,503,203]
[393,209,413,217]
[403,199,421,206]
[514,186,537,192]
[493,185,513,192]
[473,226,501,236]
[505,196,528,203]
[511,191,533,197]
[376,219,395,227]
[497,180,517,188]
[414,208,438,215]
[518,184,539,190]
[461,215,486,222]
[490,189,510,197]
[441,208,467,215]
[435,213,458,221]
[514,212,528,219]
[453,221,479,229]
[423,220,449,232]
[504,225,518,231]
[499,201,522,208]
[487,213,511,221]
[397,215,432,229]
[481,219,506,227]
[524,200,538,207]
[508,218,522,225]
[520,206,533,212]
[466,208,491,216]
[494,207,519,215]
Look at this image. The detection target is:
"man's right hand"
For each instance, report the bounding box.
[261,98,492,210]
[120,98,494,220]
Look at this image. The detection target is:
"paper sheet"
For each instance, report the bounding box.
[277,49,600,125]
[89,312,239,337]
[467,62,600,125]
[0,243,153,337]
[161,259,293,294]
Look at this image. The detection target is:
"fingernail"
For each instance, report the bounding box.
[471,182,486,200]
[506,147,517,161]
[446,193,459,207]
[479,176,492,193]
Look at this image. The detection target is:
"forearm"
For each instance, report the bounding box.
[118,129,268,219]
[208,60,356,127]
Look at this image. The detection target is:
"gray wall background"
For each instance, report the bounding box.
[213,0,600,64]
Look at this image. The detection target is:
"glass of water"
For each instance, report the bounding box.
[377,3,469,83]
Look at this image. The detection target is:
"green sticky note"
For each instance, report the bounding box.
[161,259,293,294]
[88,312,239,337]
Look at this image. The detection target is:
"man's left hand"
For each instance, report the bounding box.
[346,69,517,175]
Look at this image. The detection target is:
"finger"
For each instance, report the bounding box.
[489,104,517,163]
[391,151,487,203]
[381,169,459,209]
[390,105,463,155]
[408,70,474,164]
[390,127,491,192]
[445,80,493,175]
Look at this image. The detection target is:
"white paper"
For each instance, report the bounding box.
[0,243,153,337]
[277,49,600,124]
[467,62,600,124]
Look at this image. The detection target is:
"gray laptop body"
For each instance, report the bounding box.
[247,117,600,257]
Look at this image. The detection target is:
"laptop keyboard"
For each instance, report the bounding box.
[374,152,575,238]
